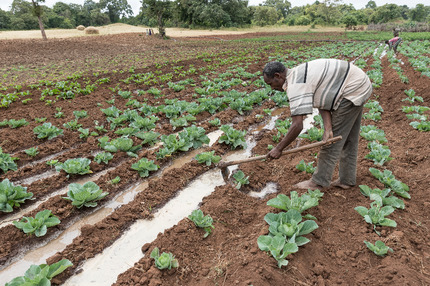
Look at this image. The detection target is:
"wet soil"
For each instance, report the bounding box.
[0,32,429,286]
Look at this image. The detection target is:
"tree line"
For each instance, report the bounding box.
[0,0,429,31]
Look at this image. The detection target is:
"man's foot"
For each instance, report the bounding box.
[293,179,323,190]
[330,179,354,189]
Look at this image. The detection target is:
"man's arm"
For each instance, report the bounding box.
[319,109,333,142]
[268,115,304,159]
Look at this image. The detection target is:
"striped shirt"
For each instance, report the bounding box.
[282,59,372,116]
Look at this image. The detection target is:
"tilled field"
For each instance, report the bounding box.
[0,32,429,286]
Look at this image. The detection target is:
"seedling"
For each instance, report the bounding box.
[25,147,39,157]
[295,160,315,174]
[150,247,179,270]
[369,168,410,199]
[267,190,323,216]
[219,125,247,149]
[0,179,33,212]
[195,151,221,166]
[5,259,72,286]
[63,182,108,208]
[257,234,298,268]
[0,148,18,174]
[55,158,92,176]
[355,200,397,234]
[365,142,393,166]
[188,209,215,238]
[359,185,405,209]
[232,170,249,189]
[33,123,63,140]
[94,152,114,164]
[110,176,121,184]
[131,158,159,177]
[13,209,60,237]
[364,240,393,256]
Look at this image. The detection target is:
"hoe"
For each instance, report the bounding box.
[218,136,342,182]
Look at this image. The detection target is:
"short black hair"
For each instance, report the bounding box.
[263,61,286,79]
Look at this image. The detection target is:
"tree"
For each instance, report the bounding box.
[263,0,291,19]
[369,4,401,24]
[99,0,133,22]
[341,14,357,29]
[0,9,12,29]
[253,6,278,26]
[408,4,428,22]
[30,0,47,40]
[365,1,376,10]
[141,0,172,37]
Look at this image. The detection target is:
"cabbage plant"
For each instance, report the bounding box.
[55,158,92,176]
[5,259,72,286]
[63,181,108,208]
[0,179,33,212]
[195,151,221,166]
[364,240,393,256]
[150,247,179,270]
[131,158,159,177]
[0,147,18,174]
[219,125,247,149]
[13,209,60,237]
[33,123,63,140]
[188,209,215,238]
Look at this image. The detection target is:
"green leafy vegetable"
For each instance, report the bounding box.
[257,234,298,268]
[263,209,319,246]
[33,123,63,140]
[94,152,114,164]
[188,209,215,238]
[355,201,397,231]
[131,158,159,177]
[55,158,92,175]
[267,190,323,215]
[0,147,18,174]
[219,125,247,149]
[25,147,39,157]
[63,181,108,208]
[369,168,410,199]
[295,159,316,174]
[365,142,393,166]
[359,185,404,209]
[13,209,60,237]
[150,247,179,270]
[232,170,249,189]
[195,151,221,166]
[0,179,33,212]
[364,240,393,256]
[5,259,72,286]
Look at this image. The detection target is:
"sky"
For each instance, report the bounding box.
[0,0,425,16]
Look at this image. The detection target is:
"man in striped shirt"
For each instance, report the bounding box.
[263,59,372,190]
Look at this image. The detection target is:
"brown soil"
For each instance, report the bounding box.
[0,32,429,286]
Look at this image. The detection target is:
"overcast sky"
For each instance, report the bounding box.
[0,0,425,16]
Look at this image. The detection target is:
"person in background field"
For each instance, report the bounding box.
[262,59,373,190]
[385,36,402,53]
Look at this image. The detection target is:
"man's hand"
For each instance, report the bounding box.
[267,147,282,159]
[322,129,333,142]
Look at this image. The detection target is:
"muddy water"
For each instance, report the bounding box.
[63,168,225,286]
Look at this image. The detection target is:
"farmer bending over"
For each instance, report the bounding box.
[385,37,402,53]
[263,59,372,190]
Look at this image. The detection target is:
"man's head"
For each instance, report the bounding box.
[263,61,287,91]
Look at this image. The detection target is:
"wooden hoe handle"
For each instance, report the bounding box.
[218,135,342,168]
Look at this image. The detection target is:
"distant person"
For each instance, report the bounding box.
[385,36,402,53]
[393,27,400,37]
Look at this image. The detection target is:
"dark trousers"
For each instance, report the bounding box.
[312,99,363,187]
